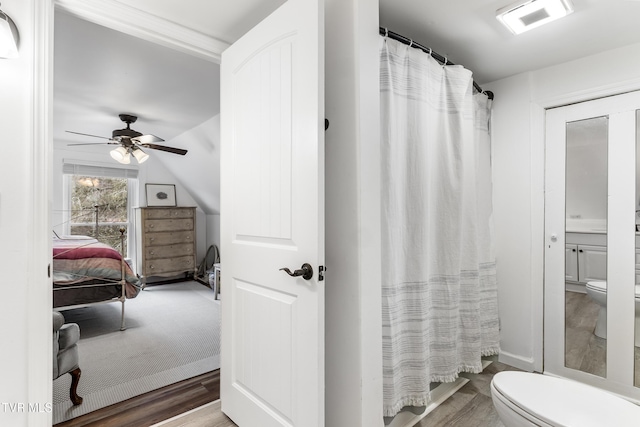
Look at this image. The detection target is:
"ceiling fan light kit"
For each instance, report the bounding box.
[132,147,150,164]
[497,0,574,34]
[110,146,131,164]
[66,113,188,164]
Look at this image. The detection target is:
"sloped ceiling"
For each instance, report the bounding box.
[54,11,220,150]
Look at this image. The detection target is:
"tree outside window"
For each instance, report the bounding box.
[70,175,129,254]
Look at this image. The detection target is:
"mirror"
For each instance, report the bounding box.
[564,116,608,378]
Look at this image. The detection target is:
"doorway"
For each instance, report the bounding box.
[544,90,640,401]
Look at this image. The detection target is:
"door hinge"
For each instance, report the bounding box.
[47,263,51,278]
[319,265,325,281]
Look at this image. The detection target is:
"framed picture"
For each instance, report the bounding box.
[146,184,177,207]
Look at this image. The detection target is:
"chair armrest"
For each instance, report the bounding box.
[58,323,80,350]
[53,311,65,332]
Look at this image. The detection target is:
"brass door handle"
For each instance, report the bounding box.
[280,263,313,280]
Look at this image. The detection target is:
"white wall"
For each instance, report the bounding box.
[159,115,221,216]
[0,0,52,425]
[325,0,382,425]
[142,152,208,262]
[485,41,640,371]
[206,214,220,252]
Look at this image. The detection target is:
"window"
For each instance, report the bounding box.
[62,160,139,258]
[69,175,129,252]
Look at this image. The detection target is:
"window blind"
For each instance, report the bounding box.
[63,159,139,179]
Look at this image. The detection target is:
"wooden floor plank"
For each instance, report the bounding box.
[414,360,518,427]
[55,370,220,427]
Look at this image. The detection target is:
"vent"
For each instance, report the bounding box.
[520,8,550,26]
[497,0,574,35]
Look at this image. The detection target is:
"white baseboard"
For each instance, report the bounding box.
[499,350,537,372]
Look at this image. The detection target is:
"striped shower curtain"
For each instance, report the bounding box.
[380,36,500,417]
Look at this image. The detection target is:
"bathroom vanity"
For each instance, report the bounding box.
[565,230,640,293]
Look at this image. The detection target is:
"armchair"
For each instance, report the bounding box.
[53,311,82,405]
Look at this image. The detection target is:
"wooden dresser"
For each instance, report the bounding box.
[134,207,196,283]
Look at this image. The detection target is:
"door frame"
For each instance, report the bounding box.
[531,80,640,375]
[34,1,384,426]
[31,2,229,425]
[543,91,640,399]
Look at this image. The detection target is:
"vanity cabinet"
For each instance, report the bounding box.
[565,232,607,289]
[565,245,579,282]
[565,244,607,284]
[134,207,196,283]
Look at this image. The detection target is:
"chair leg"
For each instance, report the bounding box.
[69,368,83,405]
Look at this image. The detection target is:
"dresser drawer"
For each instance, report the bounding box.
[146,231,194,246]
[145,243,194,260]
[145,255,195,276]
[135,207,196,280]
[143,208,195,220]
[144,218,193,233]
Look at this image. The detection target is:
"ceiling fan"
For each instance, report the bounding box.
[66,114,188,164]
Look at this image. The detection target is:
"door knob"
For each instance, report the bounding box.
[280,263,313,280]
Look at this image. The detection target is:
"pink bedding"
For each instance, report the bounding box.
[52,236,142,307]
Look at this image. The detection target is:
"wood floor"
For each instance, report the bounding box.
[55,370,222,427]
[55,361,517,427]
[157,360,518,427]
[564,290,640,385]
[414,360,519,427]
[565,290,606,377]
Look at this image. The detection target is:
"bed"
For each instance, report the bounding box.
[52,233,143,330]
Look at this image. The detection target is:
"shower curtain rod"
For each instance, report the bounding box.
[379,27,494,100]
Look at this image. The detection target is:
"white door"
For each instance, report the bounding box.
[220,0,324,426]
[545,90,640,400]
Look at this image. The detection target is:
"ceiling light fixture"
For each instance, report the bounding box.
[132,147,149,164]
[0,3,19,58]
[110,146,131,164]
[496,0,574,35]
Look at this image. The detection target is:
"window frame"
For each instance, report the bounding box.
[62,172,138,260]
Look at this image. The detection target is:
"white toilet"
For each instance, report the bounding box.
[585,280,640,346]
[490,371,640,426]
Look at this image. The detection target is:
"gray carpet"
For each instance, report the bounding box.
[53,281,221,424]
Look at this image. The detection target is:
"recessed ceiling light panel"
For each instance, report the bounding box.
[496,0,574,34]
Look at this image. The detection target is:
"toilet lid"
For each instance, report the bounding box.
[586,281,607,292]
[491,372,640,427]
[586,280,640,296]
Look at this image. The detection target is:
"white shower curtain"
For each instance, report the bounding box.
[380,36,500,417]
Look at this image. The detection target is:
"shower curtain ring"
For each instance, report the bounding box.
[384,28,388,37]
[409,39,413,47]
[443,56,447,67]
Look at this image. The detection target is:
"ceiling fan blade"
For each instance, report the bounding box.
[67,142,117,146]
[132,134,164,144]
[66,130,113,140]
[142,144,188,155]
